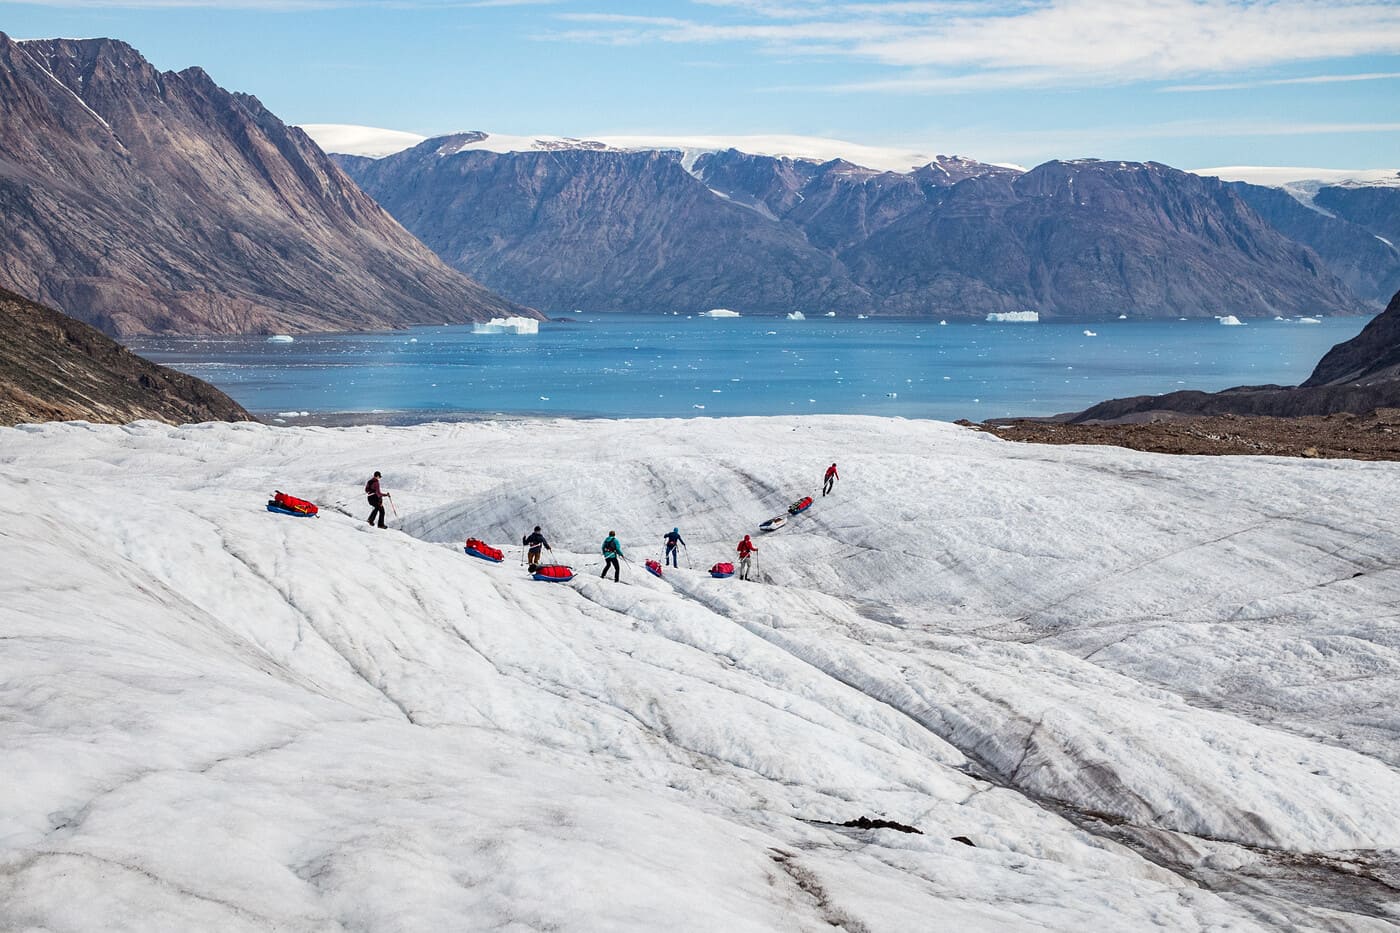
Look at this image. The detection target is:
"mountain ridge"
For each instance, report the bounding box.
[0,35,535,336]
[339,139,1364,319]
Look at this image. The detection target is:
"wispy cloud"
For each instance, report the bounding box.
[548,0,1400,91]
[1163,71,1400,92]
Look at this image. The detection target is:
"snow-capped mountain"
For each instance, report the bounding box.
[336,137,1362,319]
[299,123,971,174]
[5,414,1400,927]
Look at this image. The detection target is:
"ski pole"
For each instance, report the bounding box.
[387,494,399,518]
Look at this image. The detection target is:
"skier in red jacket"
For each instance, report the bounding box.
[737,535,757,581]
[823,463,839,496]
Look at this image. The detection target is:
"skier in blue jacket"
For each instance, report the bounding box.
[601,531,625,582]
[662,528,685,567]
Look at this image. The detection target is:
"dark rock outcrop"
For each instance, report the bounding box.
[338,142,1364,319]
[0,287,253,425]
[0,34,532,336]
[1305,288,1400,386]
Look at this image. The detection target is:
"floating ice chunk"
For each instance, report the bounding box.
[1217,315,1246,326]
[824,311,836,317]
[692,404,705,409]
[1083,330,1098,337]
[701,309,741,318]
[986,311,1039,323]
[939,320,948,326]
[266,334,295,344]
[1296,317,1322,324]
[885,392,898,398]
[1118,314,1128,319]
[787,311,806,320]
[857,314,868,320]
[473,317,540,335]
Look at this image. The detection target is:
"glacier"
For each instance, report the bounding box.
[3,416,1400,930]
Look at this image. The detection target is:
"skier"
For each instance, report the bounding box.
[601,531,625,582]
[522,526,552,569]
[823,463,840,497]
[662,527,686,567]
[365,471,389,528]
[737,534,757,581]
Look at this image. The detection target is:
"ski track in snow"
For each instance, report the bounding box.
[3,416,1400,930]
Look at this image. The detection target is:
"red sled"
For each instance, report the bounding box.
[533,564,575,582]
[267,490,318,517]
[464,538,505,562]
[787,496,813,516]
[645,559,664,578]
[709,562,735,579]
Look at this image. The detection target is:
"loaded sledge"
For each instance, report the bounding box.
[787,496,813,516]
[759,515,786,533]
[709,562,735,579]
[464,538,505,562]
[645,559,664,578]
[532,564,576,583]
[266,491,318,517]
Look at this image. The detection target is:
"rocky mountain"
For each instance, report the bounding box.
[338,138,870,314]
[0,287,252,425]
[1227,181,1400,305]
[1304,286,1400,386]
[0,34,531,336]
[338,139,1363,319]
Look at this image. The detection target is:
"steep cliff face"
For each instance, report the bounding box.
[0,35,531,336]
[1305,288,1400,387]
[340,142,1363,319]
[343,137,869,314]
[1314,184,1400,252]
[1228,182,1400,305]
[0,288,253,425]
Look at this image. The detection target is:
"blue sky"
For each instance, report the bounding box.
[6,0,1400,168]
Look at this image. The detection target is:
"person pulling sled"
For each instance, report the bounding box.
[737,534,758,581]
[601,531,625,582]
[365,471,390,528]
[823,463,839,497]
[662,527,686,567]
[522,526,552,570]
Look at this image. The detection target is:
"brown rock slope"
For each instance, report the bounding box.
[0,34,532,336]
[0,287,253,425]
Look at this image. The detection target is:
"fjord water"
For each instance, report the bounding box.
[131,314,1370,421]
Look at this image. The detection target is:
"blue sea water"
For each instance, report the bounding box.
[130,313,1371,421]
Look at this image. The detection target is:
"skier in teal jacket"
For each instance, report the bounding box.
[601,531,625,582]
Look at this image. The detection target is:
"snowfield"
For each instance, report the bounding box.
[3,416,1400,930]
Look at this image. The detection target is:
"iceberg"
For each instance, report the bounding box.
[786,311,806,321]
[472,316,540,335]
[1083,330,1098,337]
[986,311,1039,323]
[1296,317,1322,324]
[1217,315,1246,326]
[265,334,295,344]
[824,311,836,318]
[700,308,741,318]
